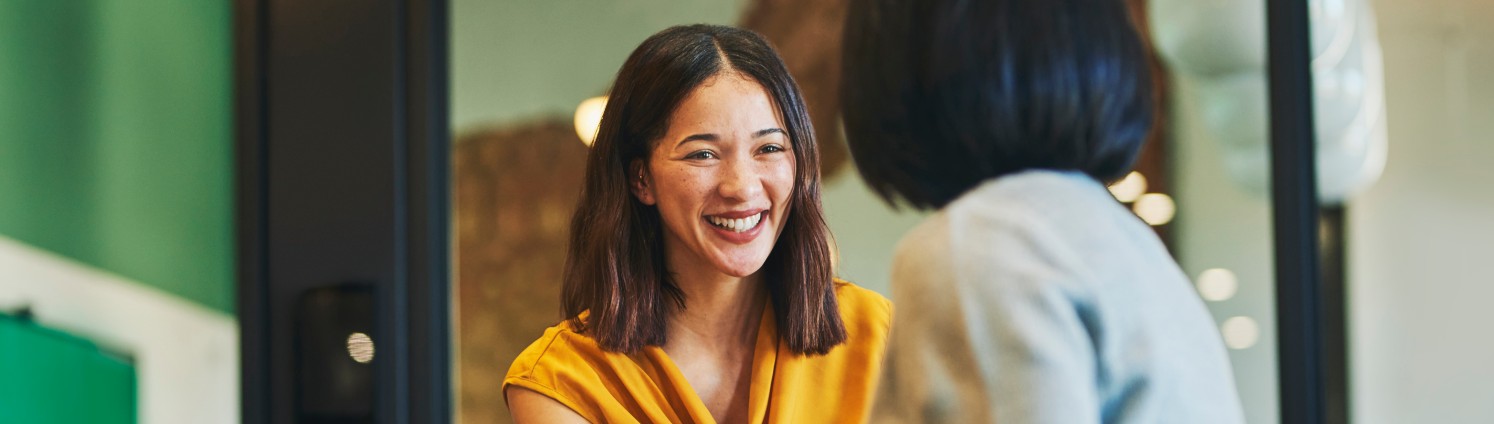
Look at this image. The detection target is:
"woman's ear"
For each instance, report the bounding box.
[629,160,656,205]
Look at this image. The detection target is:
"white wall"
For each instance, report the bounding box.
[1350,0,1494,422]
[0,236,238,424]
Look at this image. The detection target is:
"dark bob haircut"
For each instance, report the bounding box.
[840,0,1155,209]
[562,24,845,355]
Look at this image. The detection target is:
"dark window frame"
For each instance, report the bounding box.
[234,0,450,422]
[1267,0,1342,423]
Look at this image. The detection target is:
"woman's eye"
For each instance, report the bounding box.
[759,144,786,154]
[685,151,717,160]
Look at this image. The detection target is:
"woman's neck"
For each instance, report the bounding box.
[662,262,765,424]
[666,266,767,351]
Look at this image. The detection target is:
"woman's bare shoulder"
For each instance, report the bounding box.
[506,385,591,424]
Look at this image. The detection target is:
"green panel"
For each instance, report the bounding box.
[0,1,233,312]
[0,315,137,424]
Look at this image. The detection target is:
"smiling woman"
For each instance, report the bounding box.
[635,73,797,282]
[501,25,891,424]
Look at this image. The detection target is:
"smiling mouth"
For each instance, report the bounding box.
[705,211,765,233]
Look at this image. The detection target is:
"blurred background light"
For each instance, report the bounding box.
[1108,171,1149,203]
[573,96,608,146]
[1221,316,1260,350]
[1133,192,1176,226]
[347,332,375,364]
[1197,268,1240,301]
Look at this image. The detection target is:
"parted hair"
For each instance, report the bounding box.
[562,24,846,355]
[841,0,1155,209]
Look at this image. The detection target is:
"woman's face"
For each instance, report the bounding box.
[632,73,797,280]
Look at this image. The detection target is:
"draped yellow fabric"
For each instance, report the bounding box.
[503,280,892,423]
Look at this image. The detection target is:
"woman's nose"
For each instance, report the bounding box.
[717,158,765,201]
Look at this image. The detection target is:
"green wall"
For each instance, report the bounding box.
[0,1,234,313]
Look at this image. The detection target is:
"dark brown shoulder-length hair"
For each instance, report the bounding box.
[562,24,845,355]
[841,0,1154,209]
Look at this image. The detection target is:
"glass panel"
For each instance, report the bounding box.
[450,3,743,423]
[1146,0,1283,421]
[454,0,1287,422]
[1344,1,1494,422]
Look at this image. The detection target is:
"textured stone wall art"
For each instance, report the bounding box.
[454,120,586,424]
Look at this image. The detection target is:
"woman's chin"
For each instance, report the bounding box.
[712,256,770,279]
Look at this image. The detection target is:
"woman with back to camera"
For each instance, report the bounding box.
[841,0,1246,422]
[503,24,891,424]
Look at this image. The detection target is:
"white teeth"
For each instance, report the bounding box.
[708,212,763,233]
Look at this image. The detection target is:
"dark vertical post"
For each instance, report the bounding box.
[1321,206,1349,424]
[235,0,451,422]
[233,0,269,421]
[402,0,452,422]
[1266,0,1326,422]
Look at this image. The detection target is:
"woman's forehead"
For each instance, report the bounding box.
[668,74,784,132]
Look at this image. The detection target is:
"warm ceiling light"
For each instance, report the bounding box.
[1132,193,1176,226]
[1108,171,1148,203]
[574,96,608,146]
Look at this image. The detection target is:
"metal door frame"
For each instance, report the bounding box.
[234,0,450,422]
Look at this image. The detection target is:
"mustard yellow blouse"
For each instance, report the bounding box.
[503,280,892,423]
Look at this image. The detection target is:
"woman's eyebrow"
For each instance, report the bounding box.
[675,133,719,148]
[754,128,786,138]
[675,129,782,147]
